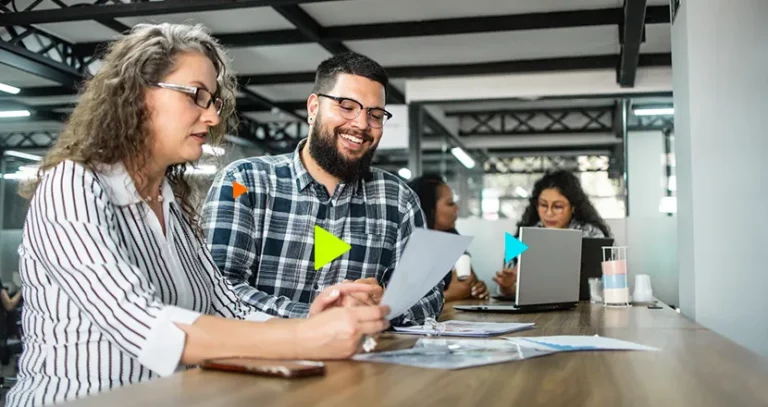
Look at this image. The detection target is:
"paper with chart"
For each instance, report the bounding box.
[380,229,473,320]
[505,335,660,352]
[353,338,553,370]
[393,320,535,337]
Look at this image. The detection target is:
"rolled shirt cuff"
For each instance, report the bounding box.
[138,305,201,377]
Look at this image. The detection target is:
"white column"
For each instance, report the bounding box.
[673,0,768,357]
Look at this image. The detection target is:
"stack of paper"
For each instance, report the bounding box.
[505,335,660,352]
[393,320,535,337]
[379,229,473,319]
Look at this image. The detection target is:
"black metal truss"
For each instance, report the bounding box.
[482,155,611,175]
[0,0,339,25]
[627,114,674,131]
[449,106,674,136]
[0,131,58,150]
[450,107,614,136]
[0,9,301,152]
[71,5,671,57]
[0,23,92,88]
[236,115,306,154]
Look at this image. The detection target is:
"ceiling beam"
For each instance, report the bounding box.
[0,0,341,25]
[240,54,671,85]
[239,87,306,121]
[70,5,671,58]
[18,53,672,99]
[272,4,404,105]
[0,41,82,89]
[617,0,649,87]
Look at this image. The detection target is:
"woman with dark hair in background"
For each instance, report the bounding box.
[494,170,611,296]
[408,174,489,302]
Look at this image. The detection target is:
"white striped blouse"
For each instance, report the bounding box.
[6,160,271,407]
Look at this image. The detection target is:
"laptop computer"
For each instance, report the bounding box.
[454,227,583,313]
[579,237,614,300]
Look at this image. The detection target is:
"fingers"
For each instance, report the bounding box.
[309,288,342,315]
[357,320,390,335]
[348,305,390,322]
[354,277,379,286]
[327,282,378,295]
[343,292,376,307]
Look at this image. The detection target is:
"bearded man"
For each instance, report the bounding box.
[202,52,442,326]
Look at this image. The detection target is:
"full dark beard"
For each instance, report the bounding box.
[307,120,376,182]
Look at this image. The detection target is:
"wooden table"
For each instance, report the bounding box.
[64,301,768,407]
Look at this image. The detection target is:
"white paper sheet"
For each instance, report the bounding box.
[353,338,553,369]
[393,320,535,337]
[505,335,660,352]
[380,229,473,320]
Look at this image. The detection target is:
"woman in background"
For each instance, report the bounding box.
[408,174,489,302]
[494,170,611,296]
[7,23,387,407]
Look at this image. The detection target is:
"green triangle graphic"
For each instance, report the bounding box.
[314,225,351,270]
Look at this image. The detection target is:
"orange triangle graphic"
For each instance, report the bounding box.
[232,181,247,198]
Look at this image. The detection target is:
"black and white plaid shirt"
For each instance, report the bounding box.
[202,140,444,326]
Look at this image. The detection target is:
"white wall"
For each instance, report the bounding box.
[673,0,768,357]
[627,130,666,218]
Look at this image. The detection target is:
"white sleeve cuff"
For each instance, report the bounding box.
[138,305,201,377]
[244,311,274,322]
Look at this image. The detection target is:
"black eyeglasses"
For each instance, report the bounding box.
[155,82,224,115]
[317,93,392,128]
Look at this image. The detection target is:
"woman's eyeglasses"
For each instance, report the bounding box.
[537,201,570,215]
[155,82,224,115]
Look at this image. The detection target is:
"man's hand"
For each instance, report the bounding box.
[341,277,384,306]
[309,283,382,316]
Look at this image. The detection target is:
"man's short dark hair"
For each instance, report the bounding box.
[312,51,389,100]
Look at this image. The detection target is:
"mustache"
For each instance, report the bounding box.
[334,127,373,143]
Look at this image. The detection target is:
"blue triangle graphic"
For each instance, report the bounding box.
[505,232,529,263]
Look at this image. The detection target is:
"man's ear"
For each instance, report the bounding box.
[307,94,319,123]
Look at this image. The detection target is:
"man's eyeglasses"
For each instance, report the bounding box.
[317,93,392,128]
[155,82,224,115]
[537,201,570,215]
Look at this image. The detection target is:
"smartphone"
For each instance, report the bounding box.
[200,357,326,378]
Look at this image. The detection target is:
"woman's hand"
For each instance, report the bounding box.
[300,304,391,359]
[308,283,382,316]
[493,266,518,297]
[470,278,489,300]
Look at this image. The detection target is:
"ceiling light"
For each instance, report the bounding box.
[633,107,674,116]
[450,147,475,169]
[4,150,42,161]
[0,82,21,95]
[0,110,31,118]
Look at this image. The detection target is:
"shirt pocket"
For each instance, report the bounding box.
[344,220,390,281]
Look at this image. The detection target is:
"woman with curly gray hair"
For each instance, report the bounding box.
[8,23,388,407]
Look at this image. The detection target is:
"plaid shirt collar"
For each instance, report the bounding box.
[291,139,365,199]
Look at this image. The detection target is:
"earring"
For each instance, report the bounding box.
[309,117,314,123]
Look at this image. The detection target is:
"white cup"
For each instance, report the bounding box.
[454,254,472,281]
[633,274,654,303]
